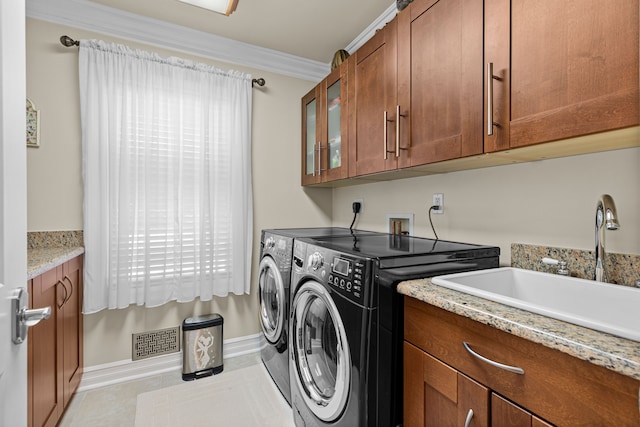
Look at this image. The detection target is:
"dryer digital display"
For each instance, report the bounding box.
[332,257,351,277]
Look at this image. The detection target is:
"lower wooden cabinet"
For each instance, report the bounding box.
[404,297,640,427]
[404,341,490,427]
[404,341,553,427]
[28,255,83,427]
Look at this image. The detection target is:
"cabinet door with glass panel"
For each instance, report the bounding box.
[301,62,349,186]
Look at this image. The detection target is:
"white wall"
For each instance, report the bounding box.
[332,146,640,265]
[26,18,333,365]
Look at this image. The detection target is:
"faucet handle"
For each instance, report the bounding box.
[542,257,569,276]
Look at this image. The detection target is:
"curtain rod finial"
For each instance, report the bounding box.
[60,35,79,47]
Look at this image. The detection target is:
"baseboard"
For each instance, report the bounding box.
[77,332,263,392]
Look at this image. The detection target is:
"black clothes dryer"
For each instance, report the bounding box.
[288,234,499,426]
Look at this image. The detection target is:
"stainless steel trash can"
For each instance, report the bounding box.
[182,314,223,381]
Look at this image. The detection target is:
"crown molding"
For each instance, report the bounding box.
[346,3,397,54]
[27,0,397,83]
[26,0,330,81]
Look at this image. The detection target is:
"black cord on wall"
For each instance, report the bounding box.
[349,202,361,232]
[428,205,439,240]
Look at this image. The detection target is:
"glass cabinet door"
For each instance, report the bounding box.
[301,60,349,186]
[327,80,341,170]
[321,61,349,182]
[301,87,320,185]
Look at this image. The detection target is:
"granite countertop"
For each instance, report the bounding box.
[398,278,640,381]
[28,246,85,280]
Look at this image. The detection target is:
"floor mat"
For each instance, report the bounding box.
[135,363,294,426]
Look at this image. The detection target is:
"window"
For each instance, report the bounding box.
[79,39,253,313]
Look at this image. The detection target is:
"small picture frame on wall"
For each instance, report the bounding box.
[26,97,40,148]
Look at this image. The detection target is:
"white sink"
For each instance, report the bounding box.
[431,267,640,342]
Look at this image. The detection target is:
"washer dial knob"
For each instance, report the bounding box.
[309,252,324,270]
[265,237,276,249]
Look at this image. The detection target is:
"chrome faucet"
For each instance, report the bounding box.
[594,194,620,283]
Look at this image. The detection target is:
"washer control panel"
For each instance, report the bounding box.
[293,241,371,306]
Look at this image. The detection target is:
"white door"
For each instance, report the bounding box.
[0,0,28,426]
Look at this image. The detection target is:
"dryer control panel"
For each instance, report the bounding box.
[261,232,293,272]
[292,241,373,306]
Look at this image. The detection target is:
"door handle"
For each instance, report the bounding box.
[11,287,51,344]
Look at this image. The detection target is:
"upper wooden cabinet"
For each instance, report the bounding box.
[485,0,640,151]
[301,61,349,185]
[348,1,484,176]
[397,0,484,167]
[302,0,639,185]
[348,19,398,176]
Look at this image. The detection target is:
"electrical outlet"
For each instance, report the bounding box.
[432,193,444,214]
[353,198,364,214]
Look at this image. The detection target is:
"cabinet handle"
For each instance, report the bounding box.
[463,341,525,375]
[311,142,316,176]
[487,63,501,136]
[396,105,408,158]
[463,409,474,427]
[63,275,74,305]
[384,111,396,160]
[384,111,389,160]
[317,141,322,175]
[57,280,68,308]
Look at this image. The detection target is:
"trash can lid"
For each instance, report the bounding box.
[182,313,223,330]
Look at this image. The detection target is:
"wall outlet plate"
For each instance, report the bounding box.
[432,193,443,214]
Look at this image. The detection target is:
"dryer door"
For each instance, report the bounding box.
[290,280,351,422]
[258,256,285,343]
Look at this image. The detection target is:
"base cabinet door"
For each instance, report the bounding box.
[404,342,490,427]
[29,267,64,427]
[61,255,83,407]
[28,255,83,427]
[404,341,556,427]
[491,394,554,427]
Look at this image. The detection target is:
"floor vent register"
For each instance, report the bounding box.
[132,326,181,361]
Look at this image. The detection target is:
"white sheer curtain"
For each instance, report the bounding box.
[79,40,253,313]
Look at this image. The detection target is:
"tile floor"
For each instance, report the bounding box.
[59,352,262,427]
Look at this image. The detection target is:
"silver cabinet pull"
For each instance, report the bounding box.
[63,275,74,305]
[486,63,501,136]
[395,105,408,157]
[57,279,68,308]
[383,111,389,160]
[395,105,400,157]
[463,341,524,375]
[311,142,316,176]
[317,141,322,176]
[463,409,474,427]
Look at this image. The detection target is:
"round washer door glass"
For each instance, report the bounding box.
[291,280,350,422]
[258,256,285,343]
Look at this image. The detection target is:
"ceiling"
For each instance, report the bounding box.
[84,0,395,64]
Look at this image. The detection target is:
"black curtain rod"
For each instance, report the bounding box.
[59,35,266,87]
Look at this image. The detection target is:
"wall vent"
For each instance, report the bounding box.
[132,326,180,361]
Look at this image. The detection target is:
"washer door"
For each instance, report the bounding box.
[259,256,285,343]
[290,280,350,422]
